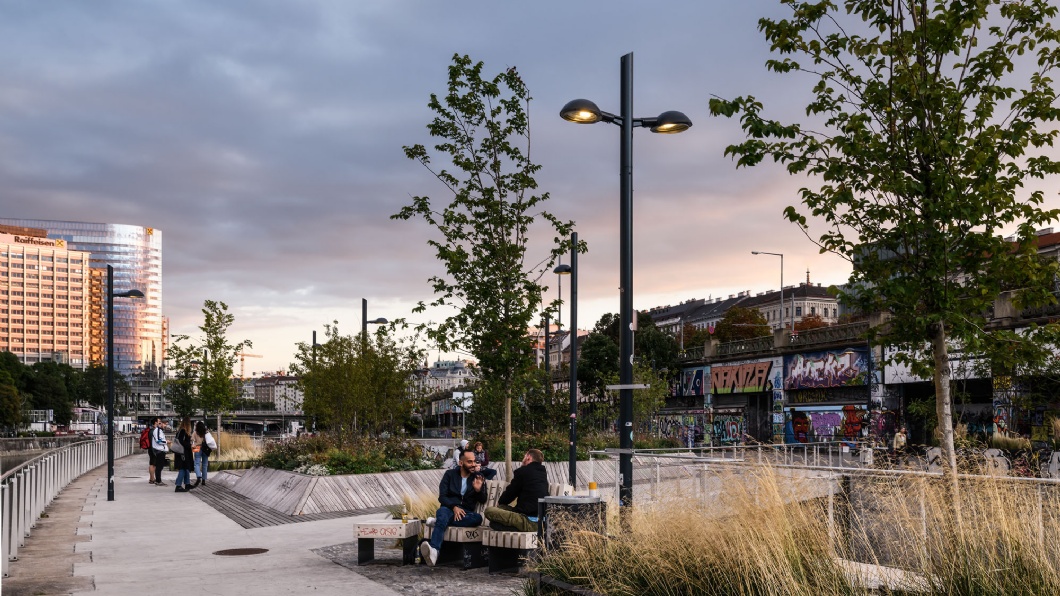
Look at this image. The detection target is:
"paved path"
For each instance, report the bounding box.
[4,454,528,596]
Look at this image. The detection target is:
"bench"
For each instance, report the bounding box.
[423,478,571,569]
[355,519,422,565]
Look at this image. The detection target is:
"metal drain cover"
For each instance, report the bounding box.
[213,548,269,556]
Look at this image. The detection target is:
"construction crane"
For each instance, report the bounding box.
[238,352,263,380]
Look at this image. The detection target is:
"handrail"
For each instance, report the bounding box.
[2,435,138,578]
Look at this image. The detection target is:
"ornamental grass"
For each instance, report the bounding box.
[531,465,1060,596]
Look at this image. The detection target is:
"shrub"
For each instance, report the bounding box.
[258,434,435,475]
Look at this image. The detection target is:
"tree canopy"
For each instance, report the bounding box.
[395,54,579,477]
[711,0,1060,473]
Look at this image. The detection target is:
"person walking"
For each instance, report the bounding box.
[150,418,168,486]
[192,421,216,488]
[173,417,195,492]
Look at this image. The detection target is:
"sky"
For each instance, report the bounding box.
[1,1,1054,375]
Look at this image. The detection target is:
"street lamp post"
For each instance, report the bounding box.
[361,298,388,348]
[554,232,578,488]
[107,265,144,502]
[751,251,790,335]
[562,53,690,510]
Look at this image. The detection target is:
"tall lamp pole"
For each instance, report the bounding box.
[751,251,788,335]
[106,265,144,502]
[554,232,578,488]
[361,298,388,349]
[562,53,691,511]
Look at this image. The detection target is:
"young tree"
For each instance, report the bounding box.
[168,300,251,420]
[710,0,1060,481]
[164,339,202,418]
[714,307,771,343]
[395,54,577,479]
[794,313,829,332]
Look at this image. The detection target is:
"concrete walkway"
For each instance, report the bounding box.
[6,454,403,596]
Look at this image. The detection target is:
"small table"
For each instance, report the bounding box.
[355,519,422,565]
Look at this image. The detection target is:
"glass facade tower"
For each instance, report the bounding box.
[0,219,164,413]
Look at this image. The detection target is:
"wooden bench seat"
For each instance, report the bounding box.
[423,478,570,569]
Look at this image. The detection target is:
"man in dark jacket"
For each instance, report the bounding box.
[420,449,487,566]
[484,449,548,532]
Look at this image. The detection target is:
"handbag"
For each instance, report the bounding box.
[170,433,185,455]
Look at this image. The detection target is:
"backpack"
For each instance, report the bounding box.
[139,427,151,450]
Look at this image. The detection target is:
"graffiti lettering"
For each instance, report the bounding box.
[712,362,773,394]
[784,349,868,390]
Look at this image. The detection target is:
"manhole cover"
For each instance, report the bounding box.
[213,548,269,556]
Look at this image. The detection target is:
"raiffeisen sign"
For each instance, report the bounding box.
[0,233,64,248]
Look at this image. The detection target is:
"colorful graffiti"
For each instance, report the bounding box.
[713,414,744,444]
[789,406,869,442]
[655,413,707,447]
[784,348,869,390]
[679,367,708,397]
[712,361,773,394]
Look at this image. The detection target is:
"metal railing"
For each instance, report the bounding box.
[2,435,137,577]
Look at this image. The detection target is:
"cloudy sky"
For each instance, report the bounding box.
[2,1,1053,374]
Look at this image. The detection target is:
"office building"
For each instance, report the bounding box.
[0,228,92,367]
[0,218,165,413]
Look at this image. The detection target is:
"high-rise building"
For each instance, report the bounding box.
[0,228,92,367]
[0,218,165,413]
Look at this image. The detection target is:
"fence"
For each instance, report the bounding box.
[587,443,1060,576]
[1,435,138,577]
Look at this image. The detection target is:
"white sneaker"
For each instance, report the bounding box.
[419,541,438,567]
[425,516,436,527]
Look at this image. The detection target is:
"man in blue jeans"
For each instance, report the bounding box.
[421,449,487,566]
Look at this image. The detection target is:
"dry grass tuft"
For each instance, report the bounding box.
[989,434,1032,452]
[533,465,1060,595]
[217,432,257,453]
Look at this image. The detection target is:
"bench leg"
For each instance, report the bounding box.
[357,538,375,565]
[488,546,530,573]
[402,537,417,565]
[461,542,487,569]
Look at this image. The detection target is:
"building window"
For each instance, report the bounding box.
[810,306,816,315]
[796,307,803,316]
[832,308,837,318]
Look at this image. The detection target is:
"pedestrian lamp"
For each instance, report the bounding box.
[561,52,690,511]
[554,231,579,488]
[107,265,144,502]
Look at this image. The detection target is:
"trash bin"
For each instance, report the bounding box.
[537,495,607,551]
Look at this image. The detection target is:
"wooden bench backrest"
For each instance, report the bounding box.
[476,480,572,516]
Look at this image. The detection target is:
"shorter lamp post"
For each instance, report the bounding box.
[554,231,578,488]
[107,265,144,502]
[752,251,790,335]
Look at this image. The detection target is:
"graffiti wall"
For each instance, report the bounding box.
[784,348,869,390]
[678,366,709,397]
[712,357,779,394]
[787,405,869,442]
[712,410,745,445]
[654,411,708,447]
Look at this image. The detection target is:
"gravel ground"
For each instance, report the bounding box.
[314,540,529,596]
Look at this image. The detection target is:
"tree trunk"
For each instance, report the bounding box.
[504,395,513,481]
[931,321,962,518]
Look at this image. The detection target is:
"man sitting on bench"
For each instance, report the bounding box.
[484,448,548,532]
[421,449,487,567]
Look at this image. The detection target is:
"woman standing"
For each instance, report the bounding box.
[192,421,215,488]
[173,417,195,492]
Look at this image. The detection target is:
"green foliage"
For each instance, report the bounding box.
[477,430,681,464]
[577,313,678,406]
[711,0,1060,468]
[259,434,435,475]
[289,320,423,445]
[394,54,578,470]
[166,300,251,418]
[714,307,771,343]
[0,369,24,429]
